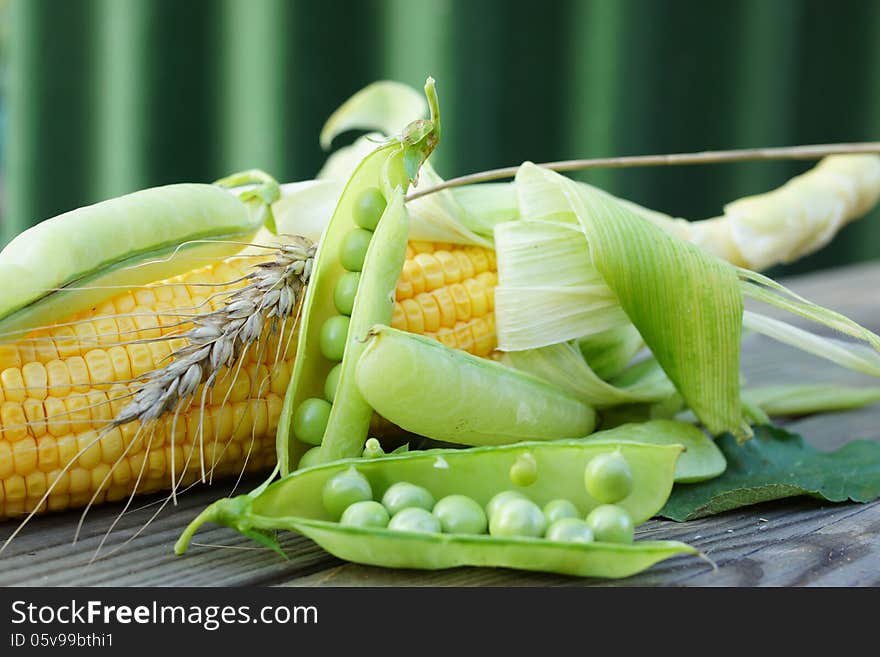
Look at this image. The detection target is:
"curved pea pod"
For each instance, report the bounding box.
[0,174,277,339]
[284,522,694,578]
[355,325,597,445]
[279,79,441,473]
[176,440,696,578]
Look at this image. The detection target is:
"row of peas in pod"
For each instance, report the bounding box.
[320,447,638,545]
[177,438,697,577]
[292,187,388,460]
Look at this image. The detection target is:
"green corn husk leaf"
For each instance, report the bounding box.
[494,220,629,349]
[577,325,645,380]
[317,132,388,181]
[499,341,673,408]
[499,163,748,438]
[743,383,880,416]
[406,164,495,247]
[269,179,346,243]
[740,269,880,353]
[315,81,512,248]
[319,81,427,151]
[452,183,520,234]
[742,311,880,377]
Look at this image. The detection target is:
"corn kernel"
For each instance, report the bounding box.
[12,437,38,476]
[83,349,113,391]
[1,402,28,443]
[1,368,25,403]
[20,361,48,401]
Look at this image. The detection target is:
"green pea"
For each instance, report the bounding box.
[297,445,322,469]
[543,499,580,525]
[340,500,390,529]
[586,504,635,544]
[432,495,488,535]
[584,450,634,504]
[362,437,385,459]
[485,490,528,520]
[509,452,537,487]
[293,397,332,446]
[339,228,373,272]
[381,482,435,515]
[333,271,361,316]
[388,507,441,534]
[489,498,546,539]
[324,363,343,403]
[319,315,350,361]
[353,187,387,231]
[545,518,595,544]
[322,466,373,520]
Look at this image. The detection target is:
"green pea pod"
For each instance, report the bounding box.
[176,440,696,578]
[278,79,441,473]
[278,520,693,578]
[355,325,597,445]
[583,420,727,483]
[0,173,278,339]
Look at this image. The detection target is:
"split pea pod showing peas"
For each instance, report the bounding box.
[177,440,697,578]
[0,174,278,339]
[278,79,442,474]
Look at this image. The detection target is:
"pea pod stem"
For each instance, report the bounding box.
[215,168,281,234]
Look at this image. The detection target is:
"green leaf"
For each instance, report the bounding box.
[659,425,880,521]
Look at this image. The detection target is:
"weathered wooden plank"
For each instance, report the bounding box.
[1,262,880,586]
[0,478,337,587]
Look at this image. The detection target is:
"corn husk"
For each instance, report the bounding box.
[496,163,748,438]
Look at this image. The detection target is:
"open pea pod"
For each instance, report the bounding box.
[278,79,441,473]
[0,171,279,339]
[176,440,697,578]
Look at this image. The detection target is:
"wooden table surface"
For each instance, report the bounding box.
[2,261,879,587]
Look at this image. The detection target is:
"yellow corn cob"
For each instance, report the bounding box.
[393,241,498,357]
[0,258,288,519]
[0,241,499,518]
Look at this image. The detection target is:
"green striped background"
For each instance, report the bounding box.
[2,0,879,275]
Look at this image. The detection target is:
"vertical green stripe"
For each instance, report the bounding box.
[851,2,880,264]
[382,0,455,174]
[282,0,381,182]
[222,0,284,179]
[4,0,37,242]
[143,0,222,185]
[5,0,96,237]
[732,0,799,199]
[567,0,628,193]
[94,0,148,200]
[494,0,567,168]
[603,0,662,205]
[449,0,504,176]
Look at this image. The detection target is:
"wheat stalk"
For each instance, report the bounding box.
[111,236,316,428]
